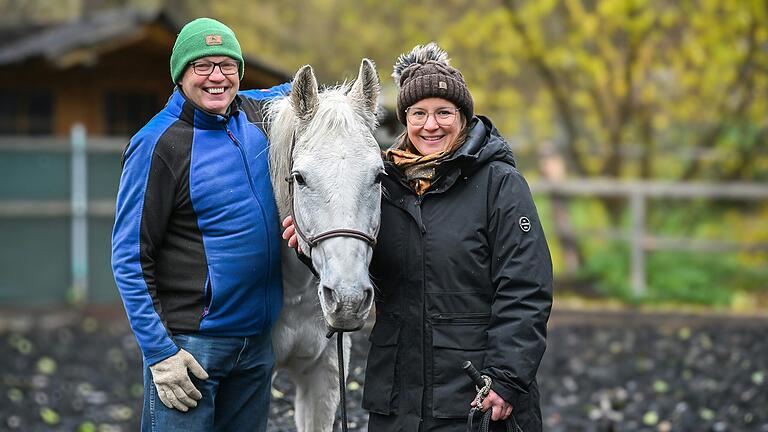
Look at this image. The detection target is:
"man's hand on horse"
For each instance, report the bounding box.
[471,389,513,421]
[281,216,302,253]
[149,349,209,412]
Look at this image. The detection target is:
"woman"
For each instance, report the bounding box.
[284,43,552,431]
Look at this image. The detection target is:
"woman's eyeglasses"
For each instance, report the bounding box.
[405,107,459,127]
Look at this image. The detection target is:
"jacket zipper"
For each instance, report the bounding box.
[225,126,273,329]
[226,128,257,197]
[416,195,428,421]
[414,195,427,234]
[430,312,491,324]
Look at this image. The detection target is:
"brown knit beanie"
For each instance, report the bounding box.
[392,43,473,125]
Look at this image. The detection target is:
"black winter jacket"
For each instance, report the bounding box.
[363,116,553,431]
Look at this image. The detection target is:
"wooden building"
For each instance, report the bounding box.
[0,8,290,137]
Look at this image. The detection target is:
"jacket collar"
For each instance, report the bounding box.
[166,88,242,130]
[384,116,516,199]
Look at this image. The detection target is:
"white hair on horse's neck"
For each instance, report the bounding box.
[265,96,295,219]
[266,83,380,220]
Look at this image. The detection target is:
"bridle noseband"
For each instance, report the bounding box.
[285,132,378,255]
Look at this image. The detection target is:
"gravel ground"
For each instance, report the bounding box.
[1,307,767,431]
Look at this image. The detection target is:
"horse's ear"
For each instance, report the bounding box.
[349,58,380,124]
[291,65,319,122]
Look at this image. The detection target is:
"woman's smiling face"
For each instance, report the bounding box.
[405,98,462,156]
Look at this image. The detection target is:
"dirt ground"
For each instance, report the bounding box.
[1,305,766,431]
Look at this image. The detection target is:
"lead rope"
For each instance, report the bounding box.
[463,361,522,432]
[327,328,349,432]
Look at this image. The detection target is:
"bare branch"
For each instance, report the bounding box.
[681,17,760,180]
[501,0,589,176]
[600,4,654,177]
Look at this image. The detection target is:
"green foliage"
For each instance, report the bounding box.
[646,251,739,306]
[574,205,768,306]
[579,240,633,300]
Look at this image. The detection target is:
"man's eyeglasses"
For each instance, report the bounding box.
[189,60,240,76]
[405,107,460,127]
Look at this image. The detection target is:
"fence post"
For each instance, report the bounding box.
[71,123,88,304]
[629,190,646,297]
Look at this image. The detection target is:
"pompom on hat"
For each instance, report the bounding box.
[392,42,474,125]
[170,17,244,84]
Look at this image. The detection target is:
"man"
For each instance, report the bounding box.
[111,17,288,431]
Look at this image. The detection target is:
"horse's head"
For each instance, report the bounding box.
[273,59,382,331]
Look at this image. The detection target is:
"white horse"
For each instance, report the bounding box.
[267,59,382,432]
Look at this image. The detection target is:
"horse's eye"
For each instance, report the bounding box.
[292,172,306,186]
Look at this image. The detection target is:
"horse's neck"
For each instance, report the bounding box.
[267,97,296,220]
[279,241,317,302]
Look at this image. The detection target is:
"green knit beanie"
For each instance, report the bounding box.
[170,17,244,84]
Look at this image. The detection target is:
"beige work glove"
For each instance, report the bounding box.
[149,348,209,412]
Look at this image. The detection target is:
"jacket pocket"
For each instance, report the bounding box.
[431,316,488,419]
[201,270,213,318]
[362,318,400,415]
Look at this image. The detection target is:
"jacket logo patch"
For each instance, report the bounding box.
[519,216,531,233]
[205,34,223,45]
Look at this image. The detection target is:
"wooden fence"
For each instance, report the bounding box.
[532,179,768,296]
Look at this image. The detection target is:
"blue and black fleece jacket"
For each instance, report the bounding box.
[111,84,290,365]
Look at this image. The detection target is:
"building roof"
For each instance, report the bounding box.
[0,7,290,81]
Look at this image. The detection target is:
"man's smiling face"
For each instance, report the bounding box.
[178,55,240,115]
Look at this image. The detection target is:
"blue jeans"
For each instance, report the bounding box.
[141,332,274,432]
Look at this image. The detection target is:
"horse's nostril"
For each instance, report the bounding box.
[322,285,340,309]
[358,286,374,314]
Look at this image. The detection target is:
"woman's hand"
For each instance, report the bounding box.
[281,216,301,253]
[471,389,513,421]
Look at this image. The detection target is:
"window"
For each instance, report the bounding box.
[104,91,161,136]
[0,90,53,135]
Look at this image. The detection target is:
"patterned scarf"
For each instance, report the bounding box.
[385,147,453,195]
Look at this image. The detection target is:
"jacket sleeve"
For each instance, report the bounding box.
[238,82,292,130]
[481,166,553,407]
[239,82,291,101]
[111,135,180,365]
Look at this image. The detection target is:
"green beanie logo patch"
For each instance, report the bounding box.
[205,35,222,46]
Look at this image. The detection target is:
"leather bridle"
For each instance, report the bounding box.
[285,132,378,254]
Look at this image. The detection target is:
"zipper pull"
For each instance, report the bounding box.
[225,128,239,145]
[414,197,426,234]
